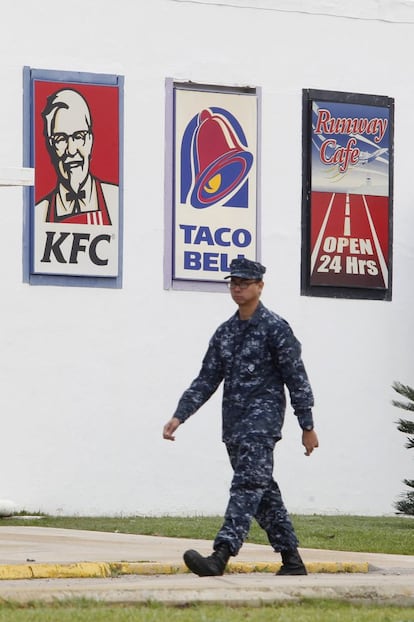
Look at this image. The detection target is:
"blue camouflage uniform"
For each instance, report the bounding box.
[173,300,314,556]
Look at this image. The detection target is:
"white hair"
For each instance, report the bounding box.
[42,88,92,138]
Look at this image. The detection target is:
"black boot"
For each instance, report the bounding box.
[276,549,307,575]
[183,543,231,577]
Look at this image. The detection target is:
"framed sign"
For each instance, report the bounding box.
[164,80,260,290]
[301,89,394,300]
[23,67,124,288]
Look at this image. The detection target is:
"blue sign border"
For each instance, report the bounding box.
[23,66,124,289]
[164,79,262,292]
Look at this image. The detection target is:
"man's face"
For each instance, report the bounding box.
[229,278,263,306]
[49,106,93,192]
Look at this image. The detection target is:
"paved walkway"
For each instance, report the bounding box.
[0,526,412,604]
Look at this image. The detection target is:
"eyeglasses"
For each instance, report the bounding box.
[49,130,90,151]
[227,279,259,289]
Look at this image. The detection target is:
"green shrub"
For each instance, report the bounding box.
[392,381,414,515]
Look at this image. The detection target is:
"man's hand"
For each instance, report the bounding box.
[302,429,319,456]
[163,417,181,441]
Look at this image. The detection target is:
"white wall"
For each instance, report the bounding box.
[0,0,413,516]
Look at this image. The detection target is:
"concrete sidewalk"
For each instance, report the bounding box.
[0,526,412,604]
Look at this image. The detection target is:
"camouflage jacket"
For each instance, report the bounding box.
[173,302,314,445]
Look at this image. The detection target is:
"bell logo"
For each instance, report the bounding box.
[40,231,111,266]
[181,107,253,209]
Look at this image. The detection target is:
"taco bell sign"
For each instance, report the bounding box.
[173,86,259,282]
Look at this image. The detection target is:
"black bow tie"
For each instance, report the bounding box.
[66,190,86,214]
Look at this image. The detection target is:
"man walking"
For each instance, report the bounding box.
[163,258,318,577]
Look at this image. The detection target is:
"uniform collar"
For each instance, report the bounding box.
[232,301,264,325]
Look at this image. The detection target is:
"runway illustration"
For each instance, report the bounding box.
[310,191,389,289]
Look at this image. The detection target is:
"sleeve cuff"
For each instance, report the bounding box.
[296,411,314,431]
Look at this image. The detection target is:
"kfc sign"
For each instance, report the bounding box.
[25,69,123,283]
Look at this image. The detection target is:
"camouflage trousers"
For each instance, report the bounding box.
[213,438,299,556]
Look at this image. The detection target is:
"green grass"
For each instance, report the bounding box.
[2,513,413,555]
[0,600,413,621]
[0,515,413,619]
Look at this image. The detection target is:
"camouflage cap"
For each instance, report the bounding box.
[224,257,266,280]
